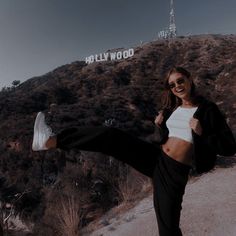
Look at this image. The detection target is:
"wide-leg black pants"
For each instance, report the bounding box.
[57,126,191,236]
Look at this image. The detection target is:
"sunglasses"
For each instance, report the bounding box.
[168,78,185,89]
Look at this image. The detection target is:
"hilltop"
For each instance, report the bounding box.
[0,34,235,235]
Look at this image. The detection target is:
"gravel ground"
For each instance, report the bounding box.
[85,157,236,236]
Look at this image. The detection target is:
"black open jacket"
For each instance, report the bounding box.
[152,97,236,174]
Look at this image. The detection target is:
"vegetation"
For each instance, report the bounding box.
[0,34,235,235]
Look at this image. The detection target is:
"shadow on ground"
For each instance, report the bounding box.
[215,155,236,168]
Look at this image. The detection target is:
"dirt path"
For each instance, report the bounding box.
[85,158,236,236]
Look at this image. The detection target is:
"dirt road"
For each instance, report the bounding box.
[86,157,236,236]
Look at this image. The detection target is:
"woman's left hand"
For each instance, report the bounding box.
[189,118,203,136]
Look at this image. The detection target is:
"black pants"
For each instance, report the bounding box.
[57,127,191,236]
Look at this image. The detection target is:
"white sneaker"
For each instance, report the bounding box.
[32,112,54,151]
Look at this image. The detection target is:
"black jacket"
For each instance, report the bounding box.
[152,97,236,174]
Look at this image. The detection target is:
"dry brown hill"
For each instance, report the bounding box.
[0,34,235,235]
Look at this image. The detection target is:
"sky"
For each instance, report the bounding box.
[0,0,235,89]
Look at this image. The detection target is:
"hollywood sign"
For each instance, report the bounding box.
[85,48,134,64]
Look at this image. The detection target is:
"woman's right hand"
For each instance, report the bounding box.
[154,111,164,127]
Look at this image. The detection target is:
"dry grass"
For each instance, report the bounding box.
[56,196,81,236]
[117,169,152,205]
[81,171,153,235]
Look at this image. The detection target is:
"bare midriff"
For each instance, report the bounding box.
[161,137,193,166]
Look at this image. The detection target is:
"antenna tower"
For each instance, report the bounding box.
[169,0,177,38]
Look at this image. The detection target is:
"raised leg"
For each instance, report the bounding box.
[56,126,161,178]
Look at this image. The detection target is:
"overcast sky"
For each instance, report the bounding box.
[0,0,235,89]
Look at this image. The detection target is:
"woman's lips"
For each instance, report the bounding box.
[176,88,185,93]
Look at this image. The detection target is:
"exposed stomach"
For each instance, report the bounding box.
[161,137,193,166]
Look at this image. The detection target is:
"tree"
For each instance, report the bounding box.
[11,80,21,87]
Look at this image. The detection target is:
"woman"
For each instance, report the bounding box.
[32,67,236,236]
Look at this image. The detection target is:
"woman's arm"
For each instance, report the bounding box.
[146,110,168,145]
[154,111,164,127]
[204,103,236,156]
[189,118,203,136]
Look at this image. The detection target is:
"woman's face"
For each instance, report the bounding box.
[168,72,192,101]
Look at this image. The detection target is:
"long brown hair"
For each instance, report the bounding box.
[161,67,199,111]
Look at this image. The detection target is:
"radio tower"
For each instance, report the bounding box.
[169,0,177,38]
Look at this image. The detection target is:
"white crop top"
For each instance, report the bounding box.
[166,106,198,143]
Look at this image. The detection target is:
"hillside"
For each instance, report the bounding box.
[0,34,235,235]
[83,156,236,236]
